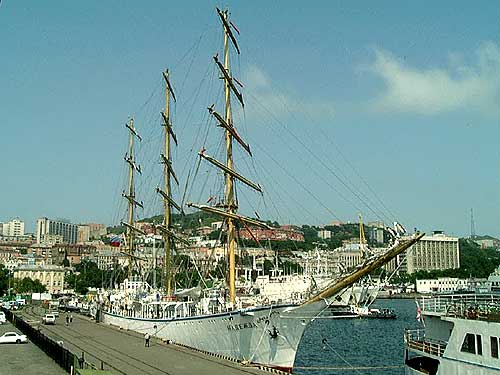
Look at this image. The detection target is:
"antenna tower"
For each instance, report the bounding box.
[470,208,476,239]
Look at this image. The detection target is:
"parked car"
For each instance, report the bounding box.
[0,311,6,324]
[42,314,56,325]
[48,309,59,317]
[0,332,27,344]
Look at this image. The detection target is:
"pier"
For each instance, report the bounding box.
[0,320,66,375]
[15,306,277,375]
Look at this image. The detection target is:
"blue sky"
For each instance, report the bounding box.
[1,1,499,237]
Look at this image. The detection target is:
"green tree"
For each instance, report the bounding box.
[0,264,11,296]
[13,277,47,293]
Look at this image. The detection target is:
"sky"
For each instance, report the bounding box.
[1,1,499,238]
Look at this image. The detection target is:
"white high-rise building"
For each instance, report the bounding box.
[36,217,77,244]
[1,218,25,237]
[388,231,460,274]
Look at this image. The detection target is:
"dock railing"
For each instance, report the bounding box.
[405,328,447,357]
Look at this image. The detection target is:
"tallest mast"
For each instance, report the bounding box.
[222,9,237,306]
[187,8,268,307]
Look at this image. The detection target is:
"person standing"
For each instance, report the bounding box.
[70,314,73,324]
[65,315,69,326]
[144,333,150,347]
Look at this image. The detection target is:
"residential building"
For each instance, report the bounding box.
[334,243,363,270]
[136,222,156,235]
[368,226,385,244]
[211,221,223,231]
[474,238,500,249]
[91,249,128,270]
[238,226,304,242]
[416,278,468,294]
[86,223,107,239]
[77,225,91,243]
[14,264,67,294]
[318,229,331,240]
[36,217,78,244]
[1,218,25,237]
[389,231,460,274]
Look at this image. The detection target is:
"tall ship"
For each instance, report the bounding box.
[100,8,424,372]
[404,294,500,375]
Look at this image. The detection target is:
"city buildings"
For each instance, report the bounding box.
[388,231,460,274]
[416,277,468,293]
[13,264,67,294]
[1,218,25,237]
[86,223,107,239]
[317,229,332,240]
[36,217,78,244]
[77,225,91,243]
[238,225,305,242]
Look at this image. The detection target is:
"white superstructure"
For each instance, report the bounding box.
[404,294,500,374]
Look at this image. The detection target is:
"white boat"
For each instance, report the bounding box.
[404,293,500,374]
[100,8,424,372]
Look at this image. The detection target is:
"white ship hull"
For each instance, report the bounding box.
[102,301,327,372]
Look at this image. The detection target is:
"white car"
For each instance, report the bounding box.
[0,332,28,344]
[42,314,56,325]
[0,312,6,324]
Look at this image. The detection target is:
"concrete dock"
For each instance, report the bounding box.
[18,306,274,375]
[0,320,66,375]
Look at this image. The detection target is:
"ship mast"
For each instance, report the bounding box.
[222,9,238,305]
[359,213,367,259]
[187,8,269,307]
[156,70,182,296]
[122,118,143,280]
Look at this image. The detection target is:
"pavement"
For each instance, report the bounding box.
[0,320,66,375]
[18,306,272,375]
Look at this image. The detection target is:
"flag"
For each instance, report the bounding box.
[110,235,122,247]
[416,299,425,327]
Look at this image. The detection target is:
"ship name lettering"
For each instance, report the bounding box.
[226,322,258,331]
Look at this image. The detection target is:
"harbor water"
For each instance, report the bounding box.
[295,299,420,375]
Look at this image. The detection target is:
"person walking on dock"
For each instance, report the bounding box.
[144,333,150,347]
[70,314,73,324]
[65,315,69,326]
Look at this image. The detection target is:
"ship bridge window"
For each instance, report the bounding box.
[491,336,499,359]
[461,333,483,355]
[461,333,476,354]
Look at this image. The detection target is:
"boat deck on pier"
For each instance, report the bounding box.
[18,306,276,375]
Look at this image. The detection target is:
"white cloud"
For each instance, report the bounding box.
[369,41,500,116]
[241,65,335,121]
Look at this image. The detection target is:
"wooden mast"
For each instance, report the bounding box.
[221,9,237,306]
[164,70,173,296]
[188,8,256,306]
[157,70,180,297]
[359,213,366,258]
[123,118,142,280]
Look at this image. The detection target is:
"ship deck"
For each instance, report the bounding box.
[405,329,447,357]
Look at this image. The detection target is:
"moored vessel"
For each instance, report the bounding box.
[404,293,500,374]
[99,7,425,372]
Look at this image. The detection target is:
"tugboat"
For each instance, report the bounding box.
[404,293,500,374]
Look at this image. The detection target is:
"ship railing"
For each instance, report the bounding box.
[420,293,500,319]
[405,329,447,357]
